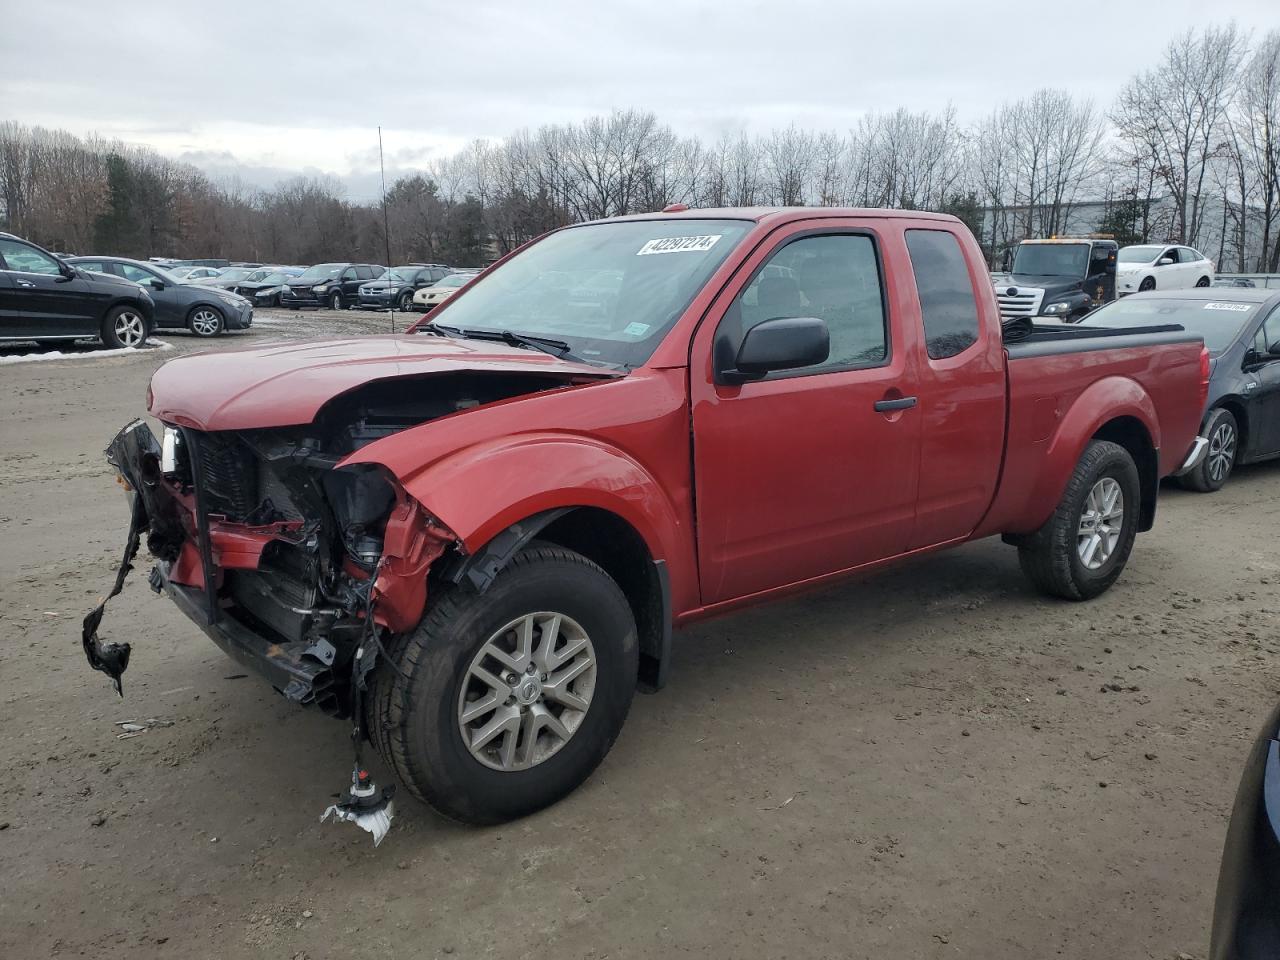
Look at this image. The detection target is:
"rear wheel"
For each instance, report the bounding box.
[1180,408,1237,493]
[188,306,224,337]
[1196,276,1211,287]
[101,305,148,349]
[1139,276,1156,292]
[370,544,638,824]
[1017,440,1141,600]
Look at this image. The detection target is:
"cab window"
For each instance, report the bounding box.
[722,233,888,377]
[905,229,980,360]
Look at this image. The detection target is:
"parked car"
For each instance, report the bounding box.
[197,266,272,291]
[1214,276,1257,288]
[1116,244,1214,295]
[89,208,1207,831]
[0,232,154,348]
[281,263,387,310]
[412,270,477,310]
[69,256,252,337]
[1081,287,1280,492]
[169,265,224,282]
[357,265,451,311]
[230,268,304,308]
[991,237,1119,323]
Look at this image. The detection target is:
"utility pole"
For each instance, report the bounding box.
[379,126,393,333]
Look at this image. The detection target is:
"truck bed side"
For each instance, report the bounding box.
[975,329,1205,538]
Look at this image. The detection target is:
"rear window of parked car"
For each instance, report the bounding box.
[905,229,980,360]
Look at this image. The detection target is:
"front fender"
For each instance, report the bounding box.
[1011,376,1159,534]
[348,432,690,587]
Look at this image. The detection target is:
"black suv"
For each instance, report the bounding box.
[0,232,155,348]
[281,263,386,310]
[357,263,452,311]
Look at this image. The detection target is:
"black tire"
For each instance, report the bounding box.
[398,290,414,312]
[1017,439,1141,601]
[1139,276,1156,292]
[329,290,343,310]
[1196,276,1211,287]
[1179,408,1237,493]
[187,306,224,338]
[100,305,149,349]
[370,544,638,824]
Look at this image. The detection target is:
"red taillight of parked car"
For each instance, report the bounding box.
[1199,346,1211,407]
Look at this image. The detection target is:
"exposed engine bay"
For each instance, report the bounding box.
[84,371,580,715]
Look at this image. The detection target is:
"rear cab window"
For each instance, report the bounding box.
[904,229,980,360]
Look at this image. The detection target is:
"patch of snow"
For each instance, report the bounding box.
[0,340,172,365]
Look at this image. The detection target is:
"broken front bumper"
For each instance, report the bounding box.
[151,561,341,711]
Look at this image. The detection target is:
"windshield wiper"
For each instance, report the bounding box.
[418,323,583,362]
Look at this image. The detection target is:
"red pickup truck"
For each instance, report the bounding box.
[88,208,1209,830]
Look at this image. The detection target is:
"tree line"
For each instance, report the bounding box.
[2,25,1277,271]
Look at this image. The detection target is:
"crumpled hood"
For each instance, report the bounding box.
[148,334,617,431]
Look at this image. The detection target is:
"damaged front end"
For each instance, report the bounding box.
[84,408,456,713]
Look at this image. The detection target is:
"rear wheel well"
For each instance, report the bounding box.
[1091,417,1157,531]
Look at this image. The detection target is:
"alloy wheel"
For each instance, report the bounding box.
[114,310,146,347]
[457,612,597,772]
[1207,421,1236,482]
[1077,477,1124,570]
[190,308,222,337]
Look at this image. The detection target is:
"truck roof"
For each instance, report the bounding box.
[584,206,961,226]
[1020,238,1116,245]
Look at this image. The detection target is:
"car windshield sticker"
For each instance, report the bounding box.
[637,235,722,256]
[623,322,651,336]
[1204,302,1252,312]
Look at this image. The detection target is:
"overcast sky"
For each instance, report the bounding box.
[4,0,1276,200]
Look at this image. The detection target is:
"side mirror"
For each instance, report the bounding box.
[1158,257,1174,266]
[720,316,830,384]
[56,262,76,282]
[149,278,165,290]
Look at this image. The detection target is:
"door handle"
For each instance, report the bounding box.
[16,279,35,288]
[874,396,918,412]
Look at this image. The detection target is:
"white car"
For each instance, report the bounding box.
[412,271,478,310]
[1116,244,1214,295]
[168,265,223,281]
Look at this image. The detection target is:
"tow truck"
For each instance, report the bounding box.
[992,235,1118,323]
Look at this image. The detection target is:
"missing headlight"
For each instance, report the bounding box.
[322,465,397,570]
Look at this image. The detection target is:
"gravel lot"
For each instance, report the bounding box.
[1,307,1277,959]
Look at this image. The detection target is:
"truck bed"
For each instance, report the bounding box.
[974,324,1206,539]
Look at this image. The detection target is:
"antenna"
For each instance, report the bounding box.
[378,125,393,332]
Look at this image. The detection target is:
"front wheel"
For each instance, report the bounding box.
[1017,439,1141,600]
[329,290,343,310]
[1139,277,1156,292]
[188,306,224,337]
[398,290,414,312]
[1179,408,1237,493]
[101,305,148,349]
[370,544,639,824]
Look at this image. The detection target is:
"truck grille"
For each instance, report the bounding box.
[996,287,1044,320]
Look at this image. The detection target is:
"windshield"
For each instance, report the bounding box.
[258,272,289,285]
[216,268,255,282]
[1118,245,1162,264]
[380,270,409,283]
[1012,243,1089,278]
[423,219,752,367]
[438,272,473,288]
[1083,296,1260,354]
[295,263,345,282]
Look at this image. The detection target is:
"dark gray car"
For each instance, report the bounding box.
[1080,287,1280,492]
[68,257,253,337]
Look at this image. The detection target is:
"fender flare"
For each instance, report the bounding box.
[1016,377,1160,533]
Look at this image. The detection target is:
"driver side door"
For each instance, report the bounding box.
[1245,307,1280,458]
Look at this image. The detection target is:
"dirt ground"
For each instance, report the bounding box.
[1,307,1277,959]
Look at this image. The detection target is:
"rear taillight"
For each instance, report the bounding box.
[1199,346,1211,407]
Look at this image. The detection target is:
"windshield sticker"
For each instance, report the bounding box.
[623,321,651,336]
[1204,302,1252,311]
[637,235,722,256]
